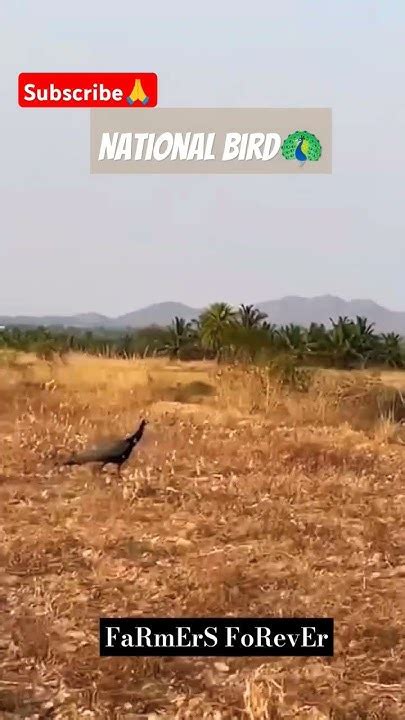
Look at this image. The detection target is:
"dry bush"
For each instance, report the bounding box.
[216,365,405,436]
[0,355,403,719]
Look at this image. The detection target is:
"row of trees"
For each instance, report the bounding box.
[0,303,403,368]
[161,304,404,368]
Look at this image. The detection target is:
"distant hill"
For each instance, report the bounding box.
[0,302,201,330]
[255,295,405,333]
[0,313,112,329]
[2,296,405,333]
[112,302,200,328]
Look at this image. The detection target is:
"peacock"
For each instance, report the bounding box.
[295,137,309,166]
[281,131,322,167]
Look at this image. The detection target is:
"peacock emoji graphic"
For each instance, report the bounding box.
[281,130,322,167]
[295,136,309,166]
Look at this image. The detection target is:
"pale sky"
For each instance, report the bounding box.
[1,1,405,316]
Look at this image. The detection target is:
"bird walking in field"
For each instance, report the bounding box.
[62,419,148,477]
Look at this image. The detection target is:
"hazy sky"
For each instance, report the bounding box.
[1,1,405,316]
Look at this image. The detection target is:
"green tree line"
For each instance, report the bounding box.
[0,303,403,369]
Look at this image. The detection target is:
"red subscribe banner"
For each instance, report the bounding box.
[18,73,158,108]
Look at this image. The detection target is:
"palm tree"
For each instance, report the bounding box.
[118,333,135,358]
[307,322,328,345]
[260,321,279,348]
[222,323,275,363]
[199,302,237,360]
[379,332,403,368]
[326,316,356,368]
[238,304,268,328]
[326,316,376,368]
[162,316,192,359]
[355,316,375,337]
[351,316,377,368]
[278,324,308,360]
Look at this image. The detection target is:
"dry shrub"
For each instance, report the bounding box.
[215,365,283,415]
[0,349,19,368]
[317,375,405,430]
[215,365,405,436]
[146,378,215,404]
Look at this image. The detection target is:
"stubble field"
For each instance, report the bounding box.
[0,354,404,719]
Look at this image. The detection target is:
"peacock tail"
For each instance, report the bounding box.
[301,138,310,156]
[281,131,322,163]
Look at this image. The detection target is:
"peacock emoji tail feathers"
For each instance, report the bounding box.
[281,130,322,162]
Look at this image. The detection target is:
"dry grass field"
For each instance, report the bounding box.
[0,354,404,719]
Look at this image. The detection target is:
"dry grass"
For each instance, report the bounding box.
[0,355,404,719]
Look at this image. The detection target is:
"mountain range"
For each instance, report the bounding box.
[1,296,405,333]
